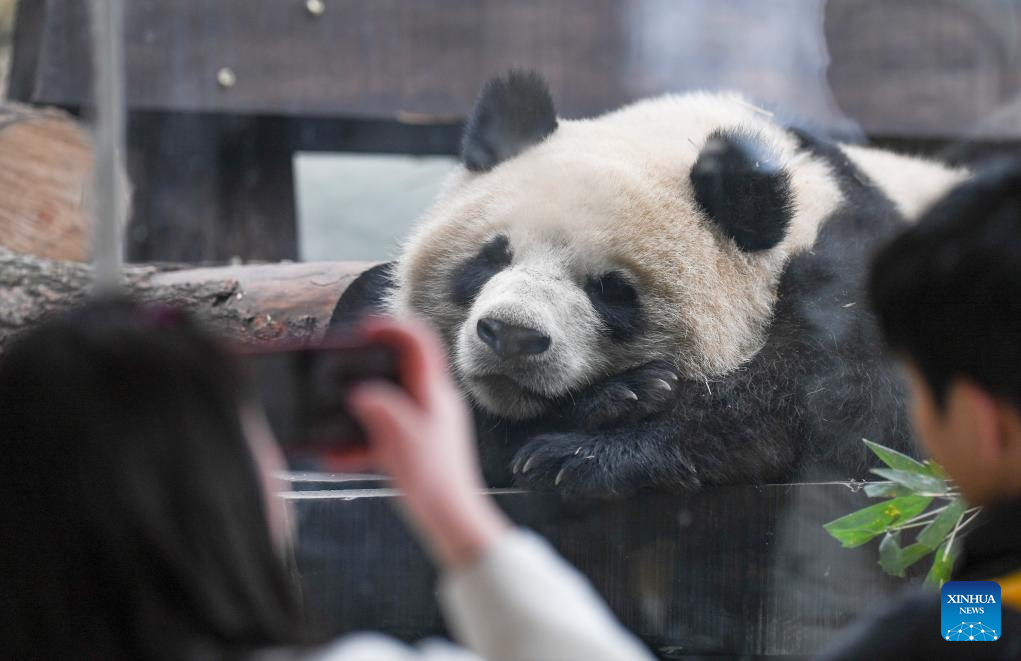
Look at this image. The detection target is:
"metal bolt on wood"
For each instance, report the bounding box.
[217,67,237,89]
[306,0,325,17]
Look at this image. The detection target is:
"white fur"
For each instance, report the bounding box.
[840,144,969,220]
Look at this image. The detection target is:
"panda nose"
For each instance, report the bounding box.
[477,318,551,358]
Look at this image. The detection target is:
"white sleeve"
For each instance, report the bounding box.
[310,632,484,661]
[437,528,654,661]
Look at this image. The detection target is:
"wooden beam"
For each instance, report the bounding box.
[14,0,1021,138]
[10,0,848,129]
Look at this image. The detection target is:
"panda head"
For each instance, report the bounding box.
[390,71,843,420]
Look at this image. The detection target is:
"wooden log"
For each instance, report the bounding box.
[0,103,94,261]
[0,246,375,352]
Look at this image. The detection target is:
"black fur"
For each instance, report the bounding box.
[566,361,680,432]
[450,235,513,307]
[326,262,395,334]
[691,130,795,252]
[584,271,642,342]
[461,71,558,172]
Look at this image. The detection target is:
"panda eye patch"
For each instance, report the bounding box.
[584,271,642,341]
[450,235,513,307]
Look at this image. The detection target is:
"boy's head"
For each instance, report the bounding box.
[870,159,1021,506]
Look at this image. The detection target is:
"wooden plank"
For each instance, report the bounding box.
[15,0,1021,138]
[13,0,851,129]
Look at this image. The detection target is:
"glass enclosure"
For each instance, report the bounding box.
[3,1,1020,658]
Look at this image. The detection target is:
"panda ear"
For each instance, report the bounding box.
[690,130,795,252]
[461,70,558,172]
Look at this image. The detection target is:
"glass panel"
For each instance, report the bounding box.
[280,480,907,656]
[4,1,1018,658]
[295,152,456,262]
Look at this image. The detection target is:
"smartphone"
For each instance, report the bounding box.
[241,340,401,459]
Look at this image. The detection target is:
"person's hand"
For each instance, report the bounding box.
[346,317,510,570]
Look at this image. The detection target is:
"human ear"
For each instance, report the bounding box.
[992,396,1021,471]
[954,380,1005,466]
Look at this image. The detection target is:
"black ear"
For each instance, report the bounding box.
[690,130,794,252]
[327,262,395,336]
[461,71,558,172]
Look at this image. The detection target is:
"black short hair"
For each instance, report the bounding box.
[869,158,1021,411]
[0,298,307,659]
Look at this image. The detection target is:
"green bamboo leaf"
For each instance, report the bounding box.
[924,538,956,588]
[863,439,931,474]
[897,543,931,574]
[878,531,931,577]
[917,499,967,550]
[879,531,902,574]
[923,460,948,480]
[864,481,913,499]
[824,494,933,548]
[871,467,948,494]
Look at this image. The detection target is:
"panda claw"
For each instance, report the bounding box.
[555,467,567,486]
[653,378,672,392]
[622,388,638,401]
[522,455,538,474]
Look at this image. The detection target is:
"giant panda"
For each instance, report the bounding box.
[329,71,968,498]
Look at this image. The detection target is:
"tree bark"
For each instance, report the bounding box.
[0,247,375,351]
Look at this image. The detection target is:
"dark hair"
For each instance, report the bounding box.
[0,298,306,660]
[869,158,1021,411]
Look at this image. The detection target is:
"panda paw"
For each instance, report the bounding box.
[510,428,700,497]
[569,360,680,431]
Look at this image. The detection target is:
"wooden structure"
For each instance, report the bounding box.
[10,0,1021,263]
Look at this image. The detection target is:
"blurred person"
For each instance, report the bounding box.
[820,159,1021,658]
[0,298,652,661]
